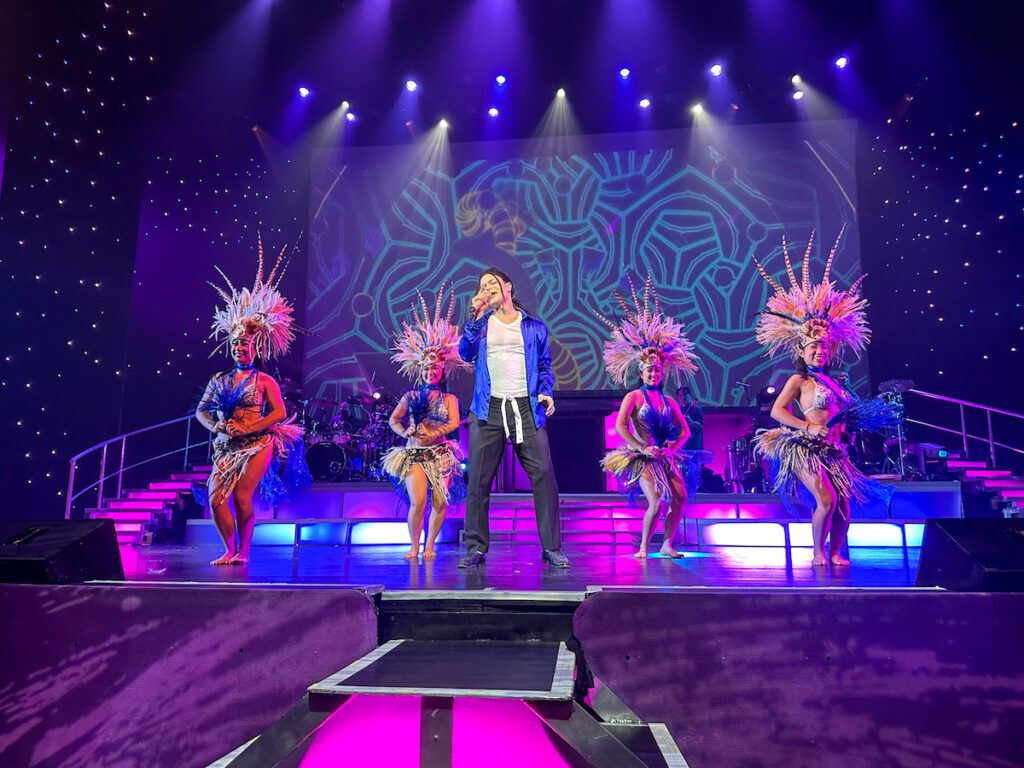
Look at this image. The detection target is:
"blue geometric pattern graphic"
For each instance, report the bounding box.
[305,121,866,404]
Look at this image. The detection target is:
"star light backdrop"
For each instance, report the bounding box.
[0,1,1021,515]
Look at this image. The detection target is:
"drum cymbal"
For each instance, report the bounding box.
[878,378,915,394]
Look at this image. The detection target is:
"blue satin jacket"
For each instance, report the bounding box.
[458,310,555,429]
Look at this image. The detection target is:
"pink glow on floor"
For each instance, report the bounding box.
[299,695,419,765]
[296,696,575,765]
[453,699,574,767]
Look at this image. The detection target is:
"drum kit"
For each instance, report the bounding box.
[724,377,917,491]
[281,380,398,482]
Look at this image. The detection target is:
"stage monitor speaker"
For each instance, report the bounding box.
[915,518,1024,591]
[0,519,124,584]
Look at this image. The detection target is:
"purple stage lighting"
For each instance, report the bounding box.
[638,98,651,109]
[297,86,311,98]
[487,107,499,118]
[834,56,849,69]
[345,112,356,122]
[709,63,723,77]
[405,80,418,92]
[619,67,631,80]
[495,74,507,86]
[792,90,805,100]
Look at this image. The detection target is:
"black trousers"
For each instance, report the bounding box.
[464,396,561,553]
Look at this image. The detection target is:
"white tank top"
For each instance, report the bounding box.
[486,313,529,398]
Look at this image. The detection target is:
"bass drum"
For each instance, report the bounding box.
[306,441,351,482]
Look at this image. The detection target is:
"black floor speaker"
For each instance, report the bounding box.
[915,518,1024,591]
[0,519,124,584]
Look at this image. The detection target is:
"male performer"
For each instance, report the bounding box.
[457,267,569,568]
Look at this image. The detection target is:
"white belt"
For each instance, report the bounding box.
[499,397,525,444]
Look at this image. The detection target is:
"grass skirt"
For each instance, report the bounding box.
[754,427,891,505]
[601,447,702,503]
[381,441,466,505]
[205,419,305,508]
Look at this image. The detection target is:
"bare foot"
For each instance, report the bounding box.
[659,544,682,558]
[404,548,419,560]
[830,553,850,566]
[812,552,829,567]
[211,552,235,565]
[227,554,249,565]
[422,547,436,559]
[634,549,648,558]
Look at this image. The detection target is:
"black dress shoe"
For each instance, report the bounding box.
[458,551,486,568]
[542,549,570,568]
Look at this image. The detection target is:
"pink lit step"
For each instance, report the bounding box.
[983,478,1024,489]
[947,459,987,469]
[126,490,180,500]
[965,469,1012,479]
[106,500,169,510]
[114,522,144,533]
[149,481,194,490]
[88,510,158,522]
[998,489,1024,499]
[170,472,209,481]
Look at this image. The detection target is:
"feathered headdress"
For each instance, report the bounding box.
[391,283,471,380]
[209,235,298,360]
[599,275,699,385]
[751,226,869,359]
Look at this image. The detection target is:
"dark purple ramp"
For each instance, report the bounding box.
[574,589,1024,768]
[0,583,378,768]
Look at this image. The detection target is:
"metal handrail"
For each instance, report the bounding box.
[66,414,210,518]
[907,389,1024,464]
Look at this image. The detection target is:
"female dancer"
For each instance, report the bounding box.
[383,286,468,559]
[599,276,700,558]
[195,240,304,565]
[753,229,894,567]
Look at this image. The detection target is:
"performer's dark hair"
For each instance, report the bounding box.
[479,266,531,315]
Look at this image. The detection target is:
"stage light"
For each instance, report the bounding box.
[487,107,499,117]
[372,390,382,400]
[495,74,507,86]
[638,98,651,109]
[405,80,418,92]
[439,118,449,129]
[619,67,631,80]
[792,90,805,100]
[556,88,566,99]
[691,103,704,114]
[345,112,356,122]
[834,56,849,69]
[791,74,802,85]
[297,86,311,98]
[766,385,777,395]
[709,63,723,77]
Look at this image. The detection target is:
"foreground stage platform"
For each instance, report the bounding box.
[119,541,923,590]
[4,574,1023,768]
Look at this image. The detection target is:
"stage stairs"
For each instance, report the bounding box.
[946,456,1024,518]
[208,590,689,767]
[84,464,210,546]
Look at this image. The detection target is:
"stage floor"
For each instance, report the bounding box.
[117,543,922,590]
